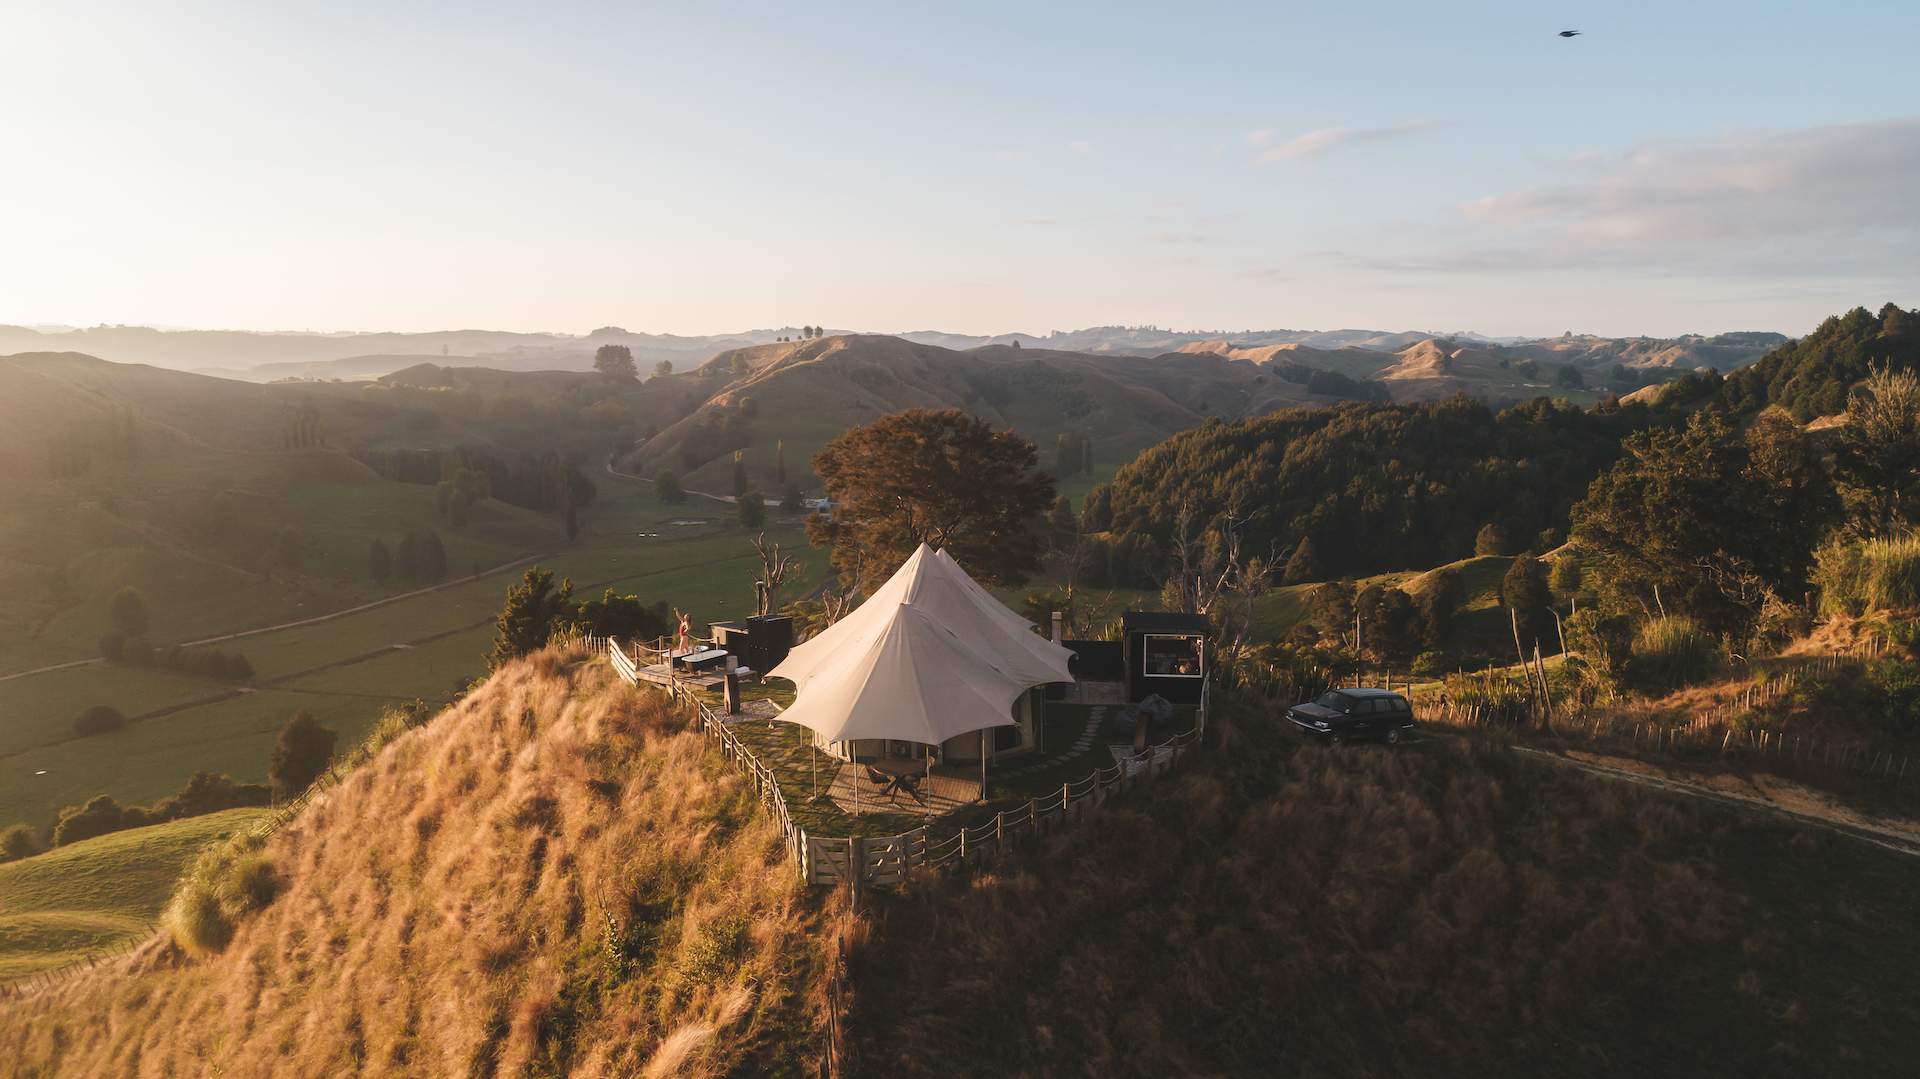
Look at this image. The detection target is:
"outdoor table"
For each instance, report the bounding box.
[873,757,929,805]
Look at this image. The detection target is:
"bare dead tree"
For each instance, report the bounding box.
[752,532,798,617]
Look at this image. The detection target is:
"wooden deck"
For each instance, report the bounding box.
[823,761,983,817]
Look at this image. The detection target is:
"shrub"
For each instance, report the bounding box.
[1474,522,1508,557]
[0,823,41,863]
[1862,536,1920,612]
[268,712,337,798]
[1629,616,1723,692]
[1411,651,1452,679]
[737,491,766,529]
[1441,670,1533,726]
[73,704,128,737]
[165,878,233,956]
[1815,535,1920,615]
[1548,552,1581,598]
[108,586,149,637]
[1869,659,1920,737]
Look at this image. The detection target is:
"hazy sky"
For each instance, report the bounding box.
[3,1,1917,338]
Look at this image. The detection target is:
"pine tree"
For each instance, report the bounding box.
[732,452,749,497]
[487,568,575,670]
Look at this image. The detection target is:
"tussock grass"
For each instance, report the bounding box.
[846,698,1920,1077]
[1631,615,1723,691]
[1818,535,1920,616]
[0,647,834,1077]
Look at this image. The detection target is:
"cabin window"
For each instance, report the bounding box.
[1141,634,1204,678]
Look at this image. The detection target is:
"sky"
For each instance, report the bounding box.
[1,1,1916,340]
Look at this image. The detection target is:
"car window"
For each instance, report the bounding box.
[1371,700,1392,714]
[1393,698,1411,713]
[1315,692,1345,709]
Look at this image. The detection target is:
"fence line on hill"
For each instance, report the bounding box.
[606,637,1205,889]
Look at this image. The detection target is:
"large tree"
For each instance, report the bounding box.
[1835,364,1920,533]
[1570,409,1828,637]
[807,408,1054,586]
[594,344,638,380]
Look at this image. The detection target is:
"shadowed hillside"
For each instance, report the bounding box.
[0,649,834,1077]
[848,710,1920,1077]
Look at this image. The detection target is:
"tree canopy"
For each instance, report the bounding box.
[594,344,638,380]
[807,408,1055,587]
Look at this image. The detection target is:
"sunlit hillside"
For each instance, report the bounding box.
[0,647,834,1077]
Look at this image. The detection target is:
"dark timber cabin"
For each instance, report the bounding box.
[1122,611,1208,705]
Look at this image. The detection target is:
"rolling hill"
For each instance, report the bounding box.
[622,335,1403,495]
[0,807,269,978]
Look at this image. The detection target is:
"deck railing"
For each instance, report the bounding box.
[607,637,1205,888]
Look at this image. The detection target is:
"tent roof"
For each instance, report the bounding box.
[767,544,1077,745]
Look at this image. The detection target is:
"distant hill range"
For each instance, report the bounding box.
[617,327,1784,496]
[0,322,1787,384]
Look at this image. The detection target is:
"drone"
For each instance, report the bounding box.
[1559,29,1582,37]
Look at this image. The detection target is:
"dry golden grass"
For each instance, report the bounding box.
[846,699,1920,1077]
[0,646,834,1077]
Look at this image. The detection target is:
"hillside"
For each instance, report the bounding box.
[0,352,589,670]
[848,710,1920,1076]
[0,807,268,978]
[622,335,1364,495]
[0,649,833,1076]
[1089,396,1658,583]
[1716,303,1920,419]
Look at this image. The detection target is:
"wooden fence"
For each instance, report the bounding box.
[608,637,1205,889]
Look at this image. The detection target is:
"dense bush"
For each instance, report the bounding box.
[1092,395,1658,583]
[0,823,41,863]
[73,704,128,737]
[103,639,254,681]
[47,772,271,847]
[1629,616,1723,692]
[1718,303,1920,421]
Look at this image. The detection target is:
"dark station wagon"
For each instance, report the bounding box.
[1286,688,1416,745]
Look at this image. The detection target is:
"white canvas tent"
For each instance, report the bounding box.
[768,544,1076,751]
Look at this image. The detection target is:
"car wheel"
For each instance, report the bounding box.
[1384,727,1401,746]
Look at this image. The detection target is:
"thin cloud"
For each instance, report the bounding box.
[1434,116,1920,276]
[1251,121,1440,161]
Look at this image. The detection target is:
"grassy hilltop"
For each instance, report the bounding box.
[0,649,836,1077]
